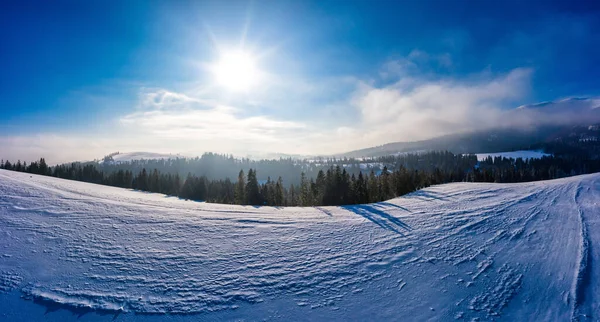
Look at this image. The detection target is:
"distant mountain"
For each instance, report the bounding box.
[338,128,550,158]
[339,97,600,158]
[240,152,314,161]
[340,124,600,158]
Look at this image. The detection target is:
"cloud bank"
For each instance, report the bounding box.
[351,67,533,146]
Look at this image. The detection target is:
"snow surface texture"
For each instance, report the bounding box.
[475,150,550,161]
[0,169,599,321]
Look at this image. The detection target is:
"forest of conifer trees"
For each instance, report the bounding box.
[1,151,599,206]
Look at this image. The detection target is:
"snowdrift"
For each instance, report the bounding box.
[0,169,598,321]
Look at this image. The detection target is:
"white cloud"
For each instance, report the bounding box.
[138,88,207,109]
[0,135,136,165]
[408,49,453,68]
[118,88,311,154]
[347,67,533,145]
[122,106,305,142]
[380,50,453,80]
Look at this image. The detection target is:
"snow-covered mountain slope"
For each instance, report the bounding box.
[475,150,550,161]
[0,169,599,321]
[339,97,600,158]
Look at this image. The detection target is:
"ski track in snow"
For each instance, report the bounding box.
[571,182,596,321]
[0,169,599,321]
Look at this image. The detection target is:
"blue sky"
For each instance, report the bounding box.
[1,0,600,163]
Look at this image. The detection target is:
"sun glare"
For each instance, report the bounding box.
[212,50,260,92]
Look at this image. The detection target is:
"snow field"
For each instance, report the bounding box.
[0,169,599,321]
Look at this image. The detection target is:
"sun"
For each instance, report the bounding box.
[211,50,260,92]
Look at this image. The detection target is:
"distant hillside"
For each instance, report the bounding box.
[340,97,600,158]
[101,152,185,164]
[339,124,600,159]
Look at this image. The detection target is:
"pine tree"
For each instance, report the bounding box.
[275,177,284,206]
[349,173,357,203]
[315,169,326,205]
[368,170,379,202]
[265,176,274,205]
[380,166,392,200]
[309,178,317,206]
[179,173,194,200]
[125,170,133,188]
[300,172,311,206]
[137,168,148,191]
[172,173,181,195]
[235,170,246,204]
[356,172,368,204]
[341,168,350,205]
[222,177,234,204]
[289,184,297,206]
[246,169,261,205]
[39,158,48,175]
[150,169,160,192]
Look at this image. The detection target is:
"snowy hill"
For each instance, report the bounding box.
[0,169,599,321]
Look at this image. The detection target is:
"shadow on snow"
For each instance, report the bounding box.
[29,294,122,320]
[316,207,333,216]
[405,189,450,201]
[342,204,412,235]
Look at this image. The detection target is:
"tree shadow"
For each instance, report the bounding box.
[128,189,154,195]
[316,207,333,216]
[374,202,411,212]
[342,204,412,235]
[407,190,450,201]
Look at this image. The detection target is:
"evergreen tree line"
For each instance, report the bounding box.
[2,152,599,206]
[471,155,600,183]
[93,151,478,186]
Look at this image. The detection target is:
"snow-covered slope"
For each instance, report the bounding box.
[475,150,550,161]
[0,169,599,321]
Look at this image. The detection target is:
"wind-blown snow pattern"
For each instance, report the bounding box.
[0,169,599,321]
